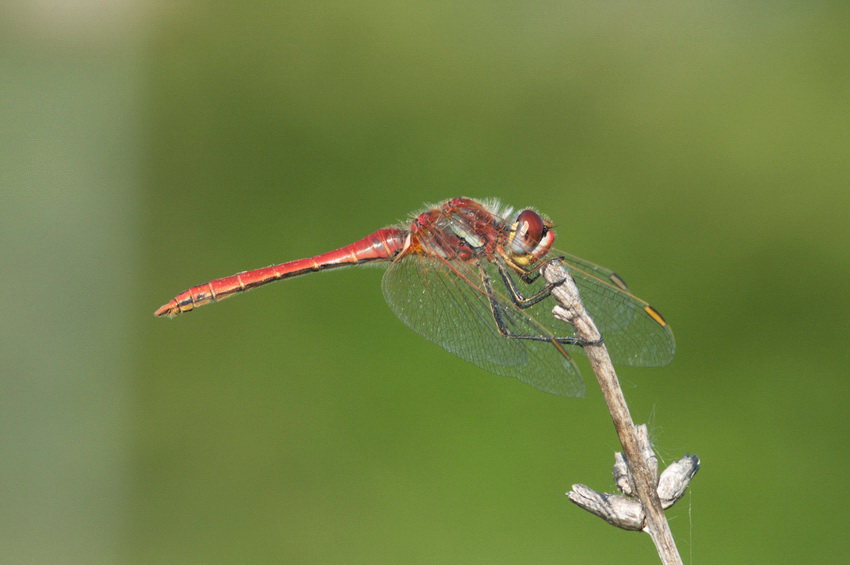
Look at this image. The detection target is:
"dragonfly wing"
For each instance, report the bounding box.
[382,254,585,397]
[554,251,676,367]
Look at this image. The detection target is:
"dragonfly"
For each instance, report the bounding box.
[156,197,674,397]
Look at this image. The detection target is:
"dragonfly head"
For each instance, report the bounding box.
[508,209,555,267]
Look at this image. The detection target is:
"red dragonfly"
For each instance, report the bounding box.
[156,197,674,396]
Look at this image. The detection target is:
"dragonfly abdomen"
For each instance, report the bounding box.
[155,228,406,317]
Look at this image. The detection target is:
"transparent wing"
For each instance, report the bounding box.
[554,249,676,367]
[382,254,586,397]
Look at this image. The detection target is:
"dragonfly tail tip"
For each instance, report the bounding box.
[154,301,179,318]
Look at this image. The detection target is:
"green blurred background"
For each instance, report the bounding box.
[3,2,848,563]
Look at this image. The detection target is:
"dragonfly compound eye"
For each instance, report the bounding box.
[510,209,546,255]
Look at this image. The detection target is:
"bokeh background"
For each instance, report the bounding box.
[3,2,848,563]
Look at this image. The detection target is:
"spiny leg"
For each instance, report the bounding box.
[480,263,601,347]
[496,259,574,309]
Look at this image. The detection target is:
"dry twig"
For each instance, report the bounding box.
[542,259,696,565]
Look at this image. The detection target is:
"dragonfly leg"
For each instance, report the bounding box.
[496,261,559,309]
[483,264,602,347]
[506,256,568,285]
